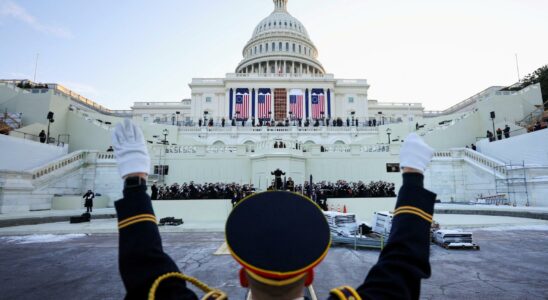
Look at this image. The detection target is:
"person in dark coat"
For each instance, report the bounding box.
[150,182,158,200]
[39,130,46,143]
[111,120,437,300]
[83,190,94,213]
[286,177,295,191]
[271,168,286,190]
[496,128,503,140]
[504,125,510,138]
[486,130,494,142]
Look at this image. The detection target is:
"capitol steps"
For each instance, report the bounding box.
[0,151,121,214]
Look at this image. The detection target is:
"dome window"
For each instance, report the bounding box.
[286,42,289,51]
[272,42,276,51]
[266,43,269,52]
[292,43,295,52]
[279,42,282,50]
[285,22,287,26]
[299,45,301,53]
[260,45,262,53]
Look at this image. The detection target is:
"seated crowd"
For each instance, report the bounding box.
[294,180,396,198]
[154,182,255,201]
[153,180,396,201]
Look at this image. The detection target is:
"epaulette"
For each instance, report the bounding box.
[393,205,433,223]
[329,285,361,300]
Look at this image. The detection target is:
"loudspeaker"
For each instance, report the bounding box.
[490,111,495,119]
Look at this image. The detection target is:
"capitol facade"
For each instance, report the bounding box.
[134,0,424,127]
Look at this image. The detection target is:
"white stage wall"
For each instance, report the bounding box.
[151,197,397,226]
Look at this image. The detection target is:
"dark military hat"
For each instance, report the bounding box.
[225,191,331,283]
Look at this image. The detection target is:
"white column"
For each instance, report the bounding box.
[284,61,287,74]
[306,88,311,120]
[271,89,275,120]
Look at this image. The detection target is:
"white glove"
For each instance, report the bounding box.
[400,133,434,173]
[112,119,151,178]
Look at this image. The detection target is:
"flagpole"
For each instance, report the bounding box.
[33,53,39,82]
[515,53,521,83]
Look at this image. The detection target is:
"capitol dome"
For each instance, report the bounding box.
[236,0,325,75]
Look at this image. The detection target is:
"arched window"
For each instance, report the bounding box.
[286,42,289,51]
[292,43,295,52]
[266,43,269,52]
[260,45,262,53]
[254,46,257,54]
[272,42,275,51]
[299,45,301,53]
[279,42,282,50]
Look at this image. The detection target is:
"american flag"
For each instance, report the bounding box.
[235,89,249,119]
[311,90,325,120]
[289,90,304,119]
[258,89,272,120]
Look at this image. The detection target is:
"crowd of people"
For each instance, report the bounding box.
[293,180,396,199]
[152,182,255,202]
[151,179,396,203]
[179,116,389,128]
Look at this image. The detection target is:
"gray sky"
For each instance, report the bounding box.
[1,0,547,110]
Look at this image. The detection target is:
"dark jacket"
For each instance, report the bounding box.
[115,173,436,299]
[83,191,94,207]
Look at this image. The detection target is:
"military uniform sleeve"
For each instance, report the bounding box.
[329,173,436,300]
[115,184,198,300]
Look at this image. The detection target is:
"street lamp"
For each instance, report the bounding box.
[162,129,169,145]
[46,111,54,144]
[386,128,392,144]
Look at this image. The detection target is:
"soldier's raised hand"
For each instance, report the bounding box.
[400,133,434,173]
[112,119,150,178]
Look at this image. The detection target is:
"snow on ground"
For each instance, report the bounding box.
[473,224,548,231]
[0,234,87,244]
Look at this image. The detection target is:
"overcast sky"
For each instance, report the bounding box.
[1,0,546,110]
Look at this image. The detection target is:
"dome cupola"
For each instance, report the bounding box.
[235,0,325,75]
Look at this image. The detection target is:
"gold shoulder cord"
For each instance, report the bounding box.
[148,272,227,300]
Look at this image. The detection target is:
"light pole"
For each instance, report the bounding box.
[490,111,496,141]
[386,128,392,144]
[162,128,169,145]
[46,111,54,144]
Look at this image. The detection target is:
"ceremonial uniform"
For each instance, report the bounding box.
[115,173,435,300]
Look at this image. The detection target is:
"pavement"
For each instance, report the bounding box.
[434,204,548,220]
[0,230,547,299]
[0,213,547,236]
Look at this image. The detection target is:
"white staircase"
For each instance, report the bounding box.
[0,151,121,213]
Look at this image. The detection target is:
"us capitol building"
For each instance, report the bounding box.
[134,0,424,129]
[0,0,546,213]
